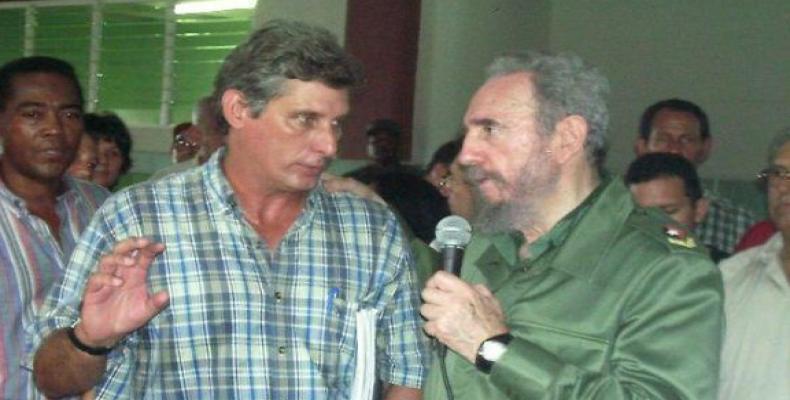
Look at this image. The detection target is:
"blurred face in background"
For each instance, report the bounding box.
[366,130,399,166]
[440,160,475,220]
[637,109,711,166]
[66,133,97,181]
[172,124,201,163]
[93,138,123,188]
[766,142,790,234]
[629,175,707,229]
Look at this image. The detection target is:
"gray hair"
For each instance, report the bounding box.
[767,126,790,164]
[485,51,610,170]
[211,19,363,135]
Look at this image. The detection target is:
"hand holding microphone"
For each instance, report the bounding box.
[422,216,509,363]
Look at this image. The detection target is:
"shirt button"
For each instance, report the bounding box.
[278,346,287,355]
[274,291,283,302]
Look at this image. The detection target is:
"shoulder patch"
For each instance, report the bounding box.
[664,225,697,249]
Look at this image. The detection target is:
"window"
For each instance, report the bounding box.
[0,0,254,126]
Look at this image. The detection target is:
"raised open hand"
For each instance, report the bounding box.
[75,237,169,349]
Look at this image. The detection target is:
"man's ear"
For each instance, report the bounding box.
[550,115,588,164]
[694,197,710,225]
[221,89,248,129]
[696,137,713,164]
[634,137,648,156]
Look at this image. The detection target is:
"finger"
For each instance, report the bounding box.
[419,303,445,321]
[472,283,495,298]
[144,291,170,316]
[98,252,136,274]
[421,286,459,306]
[426,271,475,295]
[422,321,438,338]
[111,236,153,256]
[84,273,123,294]
[134,242,166,269]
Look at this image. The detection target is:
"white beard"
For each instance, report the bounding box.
[471,144,559,235]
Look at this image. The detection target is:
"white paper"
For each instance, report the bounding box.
[350,308,378,400]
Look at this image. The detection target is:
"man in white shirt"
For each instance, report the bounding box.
[717,127,790,400]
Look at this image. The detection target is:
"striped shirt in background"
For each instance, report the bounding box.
[0,177,108,400]
[28,150,429,398]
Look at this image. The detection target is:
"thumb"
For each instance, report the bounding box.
[146,290,170,315]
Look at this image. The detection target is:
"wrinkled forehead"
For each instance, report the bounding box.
[650,109,702,134]
[465,72,537,122]
[8,72,81,105]
[772,141,790,167]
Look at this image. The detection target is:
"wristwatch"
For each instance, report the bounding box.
[475,332,513,374]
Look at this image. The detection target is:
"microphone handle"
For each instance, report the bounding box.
[441,246,465,276]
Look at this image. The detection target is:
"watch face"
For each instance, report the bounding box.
[480,340,508,361]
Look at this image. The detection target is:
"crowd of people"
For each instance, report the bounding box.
[0,18,785,400]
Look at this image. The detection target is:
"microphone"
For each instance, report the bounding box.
[434,216,472,399]
[434,215,472,276]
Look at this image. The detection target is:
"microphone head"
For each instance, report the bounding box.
[435,215,472,248]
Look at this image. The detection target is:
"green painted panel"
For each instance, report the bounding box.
[0,9,25,65]
[170,12,253,123]
[97,2,165,125]
[33,6,92,92]
[1,2,253,126]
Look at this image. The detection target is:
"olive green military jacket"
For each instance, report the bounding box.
[423,179,724,400]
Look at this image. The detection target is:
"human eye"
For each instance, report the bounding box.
[482,123,496,137]
[20,108,43,120]
[771,167,790,181]
[63,109,82,119]
[293,112,317,129]
[330,119,344,139]
[478,120,502,139]
[662,206,680,215]
[678,136,697,145]
[652,135,669,146]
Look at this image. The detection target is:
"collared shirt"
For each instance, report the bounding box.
[424,178,723,400]
[0,176,108,400]
[695,190,756,255]
[28,150,428,399]
[718,233,790,400]
[148,157,200,181]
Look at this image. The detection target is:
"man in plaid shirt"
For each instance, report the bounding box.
[29,20,427,399]
[635,98,756,257]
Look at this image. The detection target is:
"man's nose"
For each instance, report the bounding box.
[314,124,338,157]
[42,111,65,137]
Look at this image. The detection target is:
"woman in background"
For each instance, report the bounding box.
[85,112,132,190]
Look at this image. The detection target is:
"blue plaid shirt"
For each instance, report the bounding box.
[29,151,428,398]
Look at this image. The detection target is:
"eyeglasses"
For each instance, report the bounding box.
[649,134,703,150]
[439,173,453,189]
[175,133,198,149]
[757,166,790,182]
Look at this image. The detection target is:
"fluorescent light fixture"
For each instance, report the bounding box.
[175,0,256,15]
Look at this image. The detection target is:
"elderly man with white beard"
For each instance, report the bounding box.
[420,51,724,400]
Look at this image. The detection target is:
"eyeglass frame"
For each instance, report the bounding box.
[439,172,453,189]
[174,133,199,149]
[757,166,790,183]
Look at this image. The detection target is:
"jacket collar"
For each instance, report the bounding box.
[470,178,634,289]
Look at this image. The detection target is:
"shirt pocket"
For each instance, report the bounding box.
[313,296,357,390]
